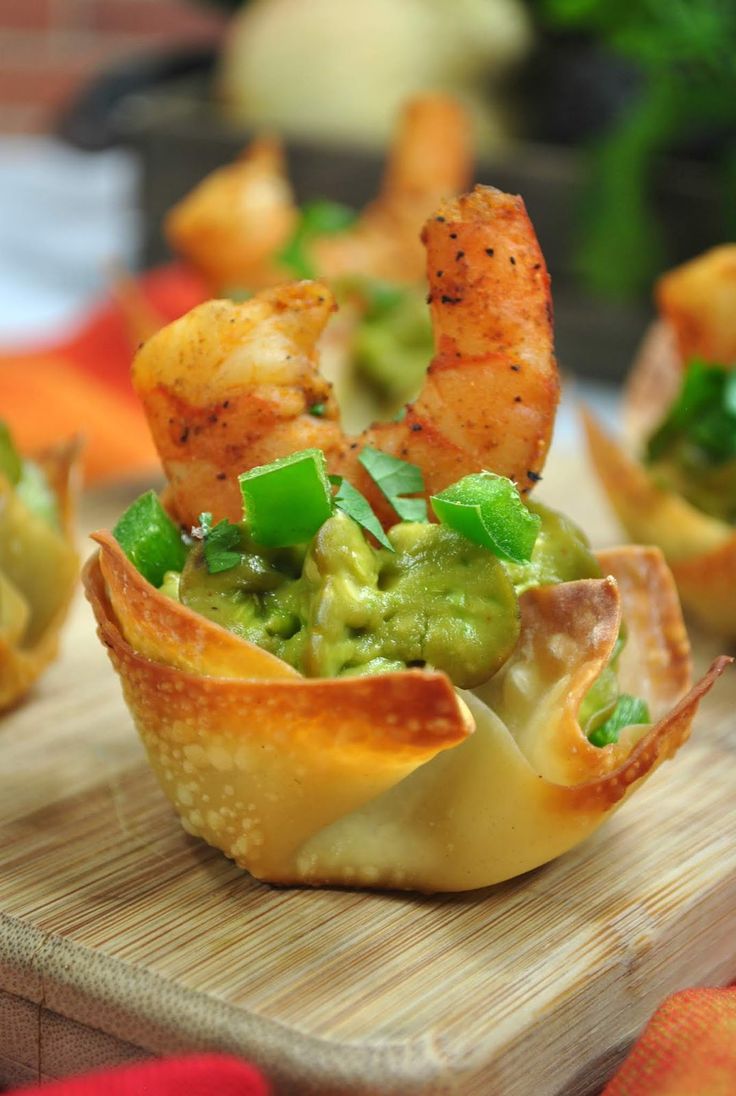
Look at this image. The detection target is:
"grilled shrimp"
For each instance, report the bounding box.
[312,93,471,284]
[164,94,471,293]
[165,137,298,292]
[133,185,558,527]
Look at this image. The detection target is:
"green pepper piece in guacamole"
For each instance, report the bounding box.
[503,500,602,594]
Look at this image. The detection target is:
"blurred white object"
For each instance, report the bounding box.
[218,0,533,151]
[0,137,138,345]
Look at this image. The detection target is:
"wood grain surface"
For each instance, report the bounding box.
[1,450,735,1095]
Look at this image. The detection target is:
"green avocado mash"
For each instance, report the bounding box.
[347,278,433,409]
[176,512,520,687]
[169,500,601,689]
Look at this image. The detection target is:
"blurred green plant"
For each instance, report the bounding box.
[538,0,736,298]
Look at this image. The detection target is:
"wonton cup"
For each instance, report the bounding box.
[0,441,79,711]
[84,531,726,893]
[584,245,736,640]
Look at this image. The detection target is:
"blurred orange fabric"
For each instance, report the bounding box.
[0,264,208,483]
[602,986,736,1095]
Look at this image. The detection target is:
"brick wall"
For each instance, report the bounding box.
[0,0,228,134]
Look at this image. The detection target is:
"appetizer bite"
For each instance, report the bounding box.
[584,246,736,638]
[0,423,78,710]
[165,93,472,427]
[84,187,727,892]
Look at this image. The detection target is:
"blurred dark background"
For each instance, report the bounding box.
[1,0,734,379]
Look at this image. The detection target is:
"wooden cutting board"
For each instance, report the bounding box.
[1,451,735,1095]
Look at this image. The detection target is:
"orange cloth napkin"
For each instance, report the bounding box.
[602,986,736,1095]
[0,264,207,483]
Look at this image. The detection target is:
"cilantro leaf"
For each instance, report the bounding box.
[588,694,651,748]
[430,472,541,563]
[278,200,357,280]
[332,476,393,550]
[194,511,212,539]
[358,446,428,522]
[196,514,243,574]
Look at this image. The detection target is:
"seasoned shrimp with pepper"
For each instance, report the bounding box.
[312,93,472,285]
[133,185,558,527]
[165,93,471,294]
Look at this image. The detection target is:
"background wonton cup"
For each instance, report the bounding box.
[584,331,736,639]
[83,533,727,893]
[582,246,736,639]
[0,440,80,711]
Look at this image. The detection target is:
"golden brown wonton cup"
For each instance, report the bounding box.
[83,532,727,893]
[583,252,736,640]
[0,440,79,711]
[584,408,736,639]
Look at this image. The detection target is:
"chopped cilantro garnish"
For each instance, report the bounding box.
[113,491,186,588]
[358,446,428,522]
[588,694,650,747]
[196,513,242,574]
[309,402,327,417]
[332,476,393,550]
[239,448,334,547]
[430,472,541,563]
[278,200,357,280]
[646,358,736,465]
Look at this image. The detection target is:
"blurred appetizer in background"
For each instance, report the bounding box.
[85,186,727,893]
[0,423,79,711]
[584,246,736,639]
[217,0,532,151]
[166,93,472,429]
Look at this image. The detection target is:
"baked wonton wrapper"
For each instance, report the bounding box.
[584,245,736,639]
[84,532,727,893]
[0,441,79,711]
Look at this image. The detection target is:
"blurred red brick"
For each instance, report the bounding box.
[89,0,226,38]
[0,103,50,132]
[0,0,227,133]
[0,0,53,30]
[0,63,86,108]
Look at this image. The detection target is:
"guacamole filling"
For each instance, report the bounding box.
[115,447,649,745]
[0,420,72,648]
[336,276,433,411]
[279,202,433,412]
[645,358,736,523]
